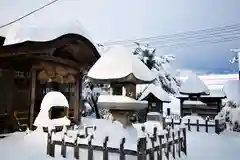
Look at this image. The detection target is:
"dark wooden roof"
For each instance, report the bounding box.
[140,93,165,102]
[0,34,100,69]
[176,94,226,100]
[0,36,5,46]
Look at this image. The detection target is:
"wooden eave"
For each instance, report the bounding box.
[0,33,100,68]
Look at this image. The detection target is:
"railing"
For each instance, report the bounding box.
[165,117,226,134]
[46,126,187,160]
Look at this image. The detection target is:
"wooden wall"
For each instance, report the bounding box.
[180,98,222,119]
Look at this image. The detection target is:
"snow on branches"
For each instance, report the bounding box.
[133,42,181,94]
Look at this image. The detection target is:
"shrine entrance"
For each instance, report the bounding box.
[0,34,100,132]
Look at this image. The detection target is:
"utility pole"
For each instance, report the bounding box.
[230,49,240,80]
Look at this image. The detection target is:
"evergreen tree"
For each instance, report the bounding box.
[133,42,181,94]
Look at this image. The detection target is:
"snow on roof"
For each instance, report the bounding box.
[138,84,171,102]
[3,18,94,46]
[97,95,148,110]
[183,100,206,105]
[223,80,240,105]
[179,73,210,95]
[201,89,226,98]
[177,89,226,98]
[87,46,156,84]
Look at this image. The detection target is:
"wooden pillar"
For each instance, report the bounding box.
[159,101,163,113]
[29,68,36,130]
[73,77,80,124]
[78,76,83,123]
[7,69,14,115]
[217,100,221,113]
[7,69,15,131]
[180,99,184,117]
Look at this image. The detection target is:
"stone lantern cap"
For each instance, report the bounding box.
[87,46,156,84]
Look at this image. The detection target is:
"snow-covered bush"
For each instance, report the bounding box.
[216,101,240,131]
[133,42,181,95]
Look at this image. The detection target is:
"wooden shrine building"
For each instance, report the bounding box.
[176,90,226,119]
[177,73,226,119]
[138,84,171,121]
[0,34,100,132]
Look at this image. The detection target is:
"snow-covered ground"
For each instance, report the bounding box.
[186,131,240,160]
[1,128,240,160]
[0,74,239,160]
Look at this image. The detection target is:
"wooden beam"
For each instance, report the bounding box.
[26,55,81,69]
[29,68,36,130]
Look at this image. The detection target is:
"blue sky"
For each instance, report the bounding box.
[0,0,239,74]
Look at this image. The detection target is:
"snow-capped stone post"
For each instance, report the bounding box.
[119,138,126,160]
[158,135,164,160]
[103,136,109,160]
[172,131,176,159]
[47,129,55,157]
[187,119,191,131]
[137,137,147,160]
[88,135,94,160]
[215,119,220,134]
[196,119,199,132]
[74,133,80,159]
[205,119,209,133]
[182,128,187,155]
[60,129,67,158]
[177,130,181,157]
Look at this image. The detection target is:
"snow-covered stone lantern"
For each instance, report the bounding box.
[87,46,156,128]
[34,91,70,132]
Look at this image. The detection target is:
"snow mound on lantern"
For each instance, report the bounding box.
[97,95,148,110]
[34,91,70,128]
[87,46,156,83]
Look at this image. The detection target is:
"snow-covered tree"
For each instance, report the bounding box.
[216,101,240,132]
[133,42,181,95]
[81,73,111,119]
